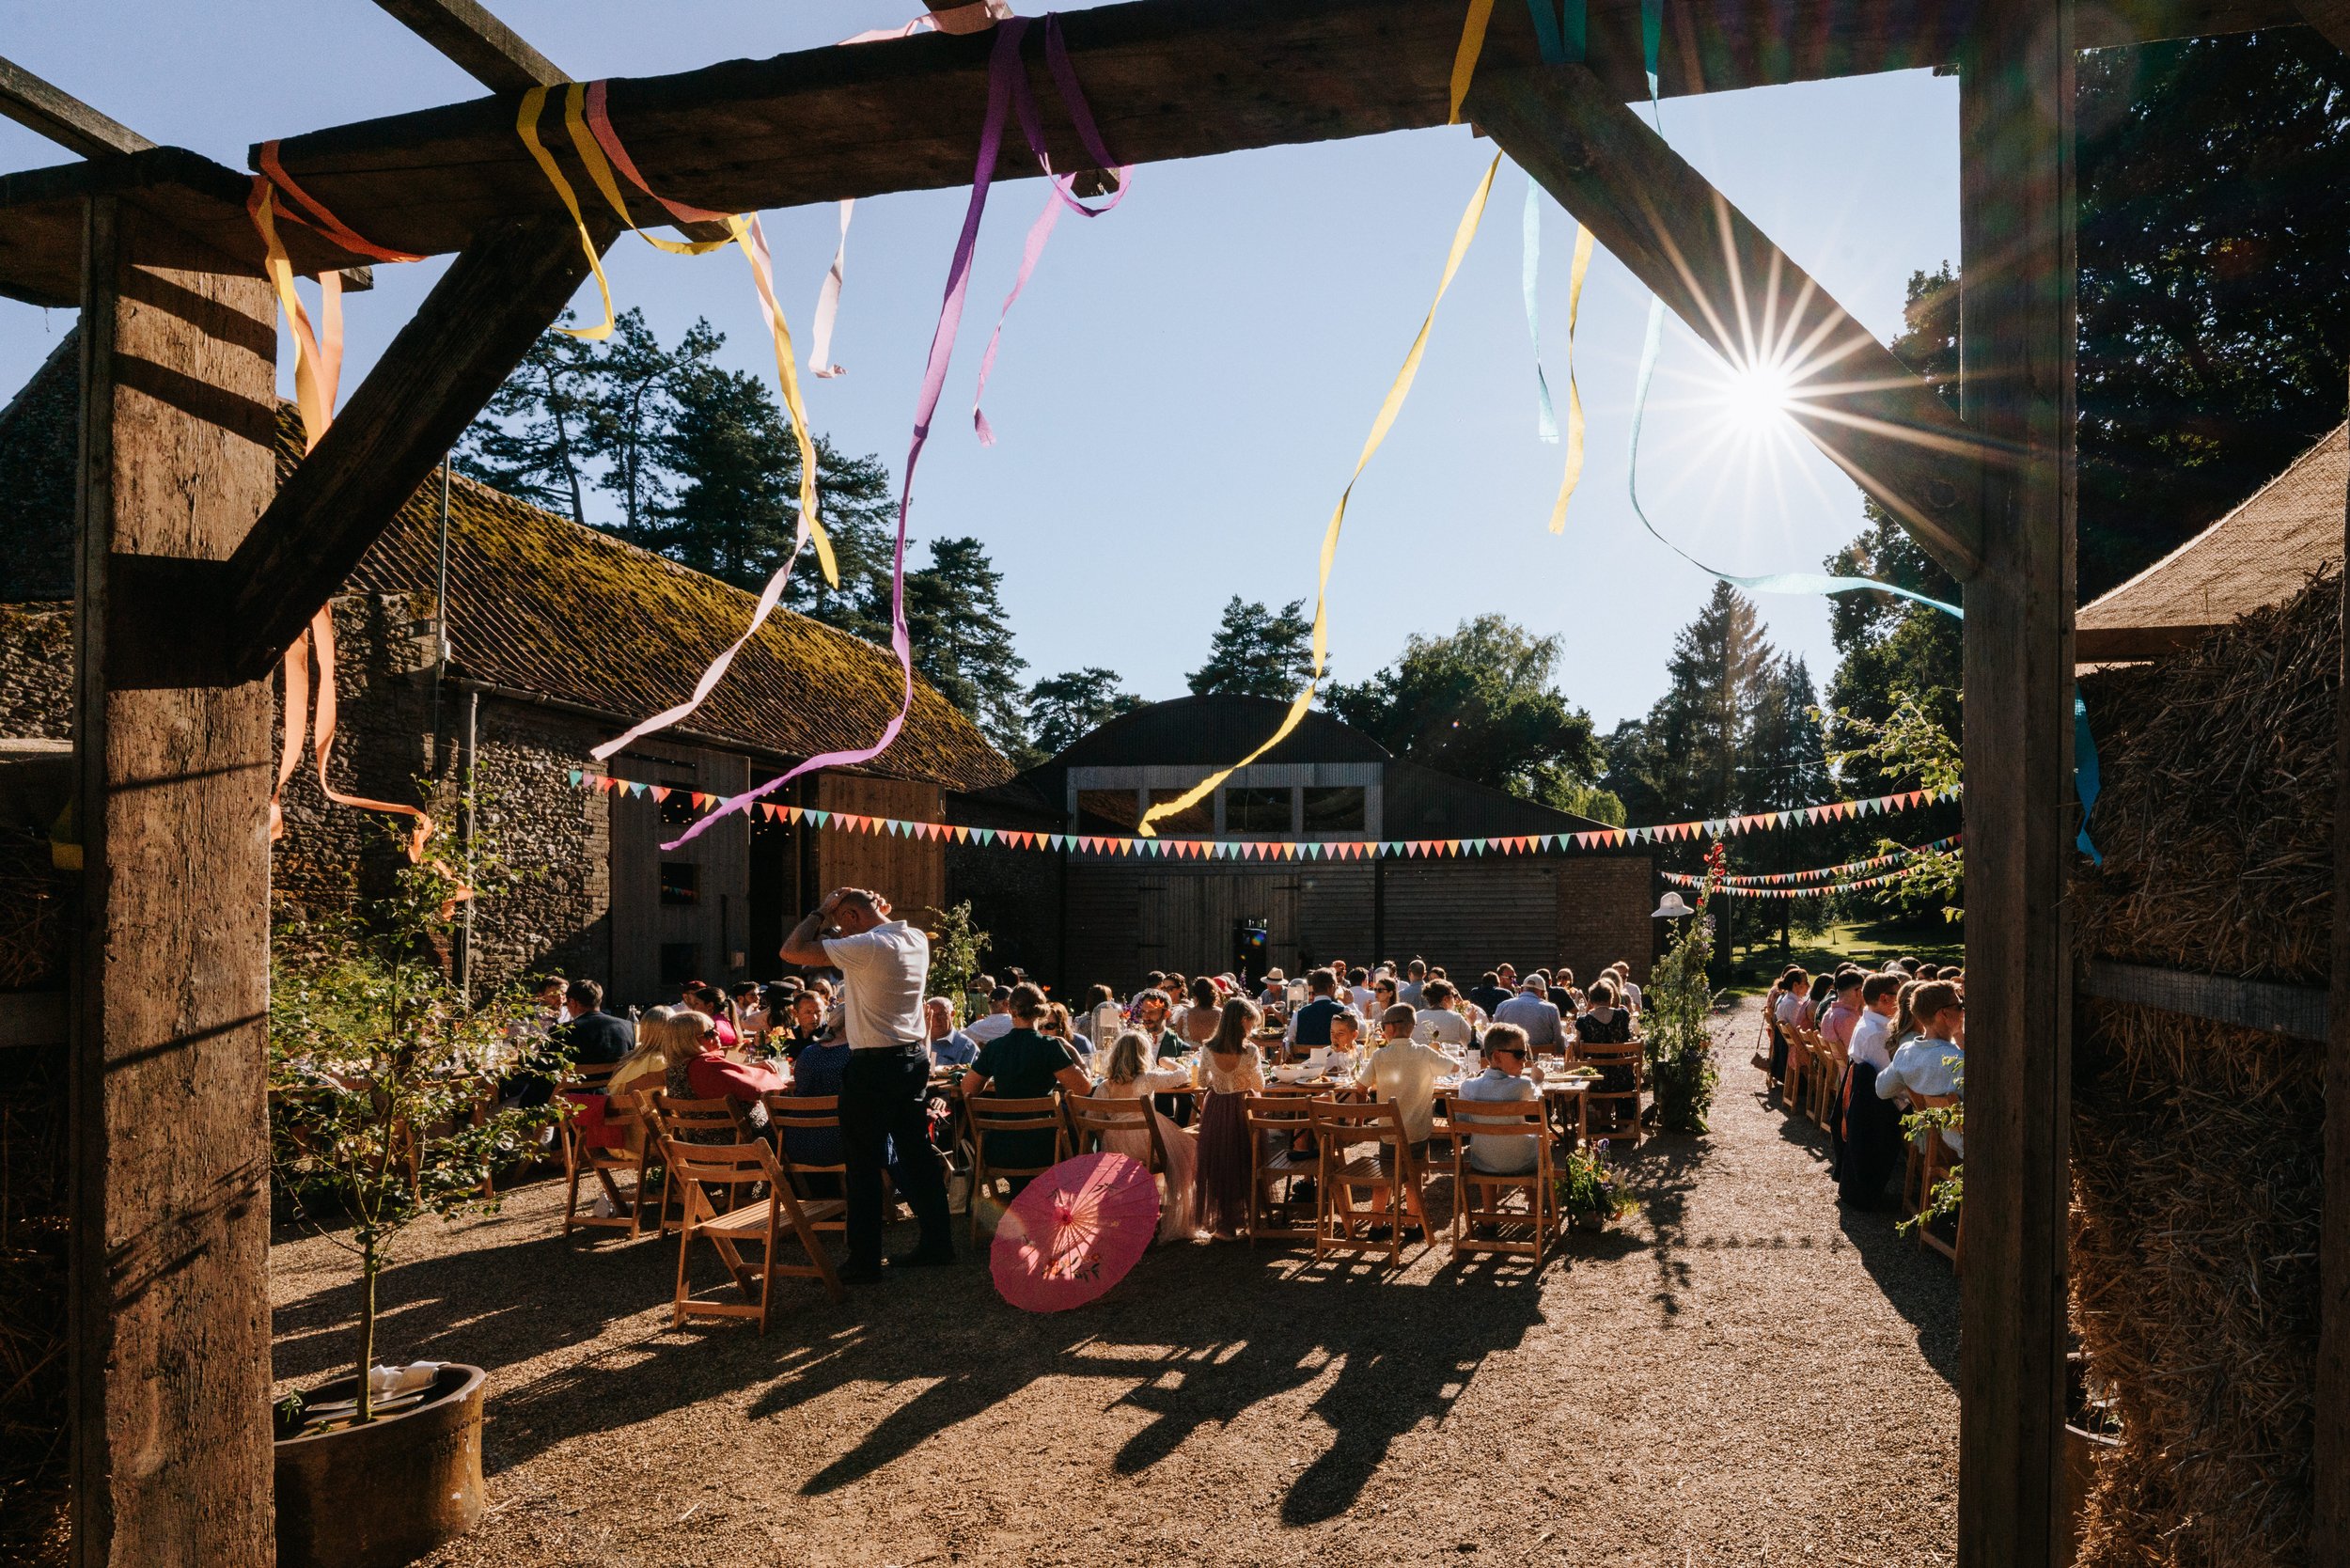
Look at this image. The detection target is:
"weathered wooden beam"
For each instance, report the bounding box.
[371,0,566,91]
[2316,365,2350,1568]
[1956,0,2077,1563]
[221,212,598,680]
[2294,0,2350,55]
[71,195,278,1568]
[1469,63,1985,582]
[2081,960,2327,1040]
[239,0,2297,264]
[2071,623,2217,662]
[0,53,152,159]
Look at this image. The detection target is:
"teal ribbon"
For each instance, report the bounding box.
[2074,687,2101,863]
[1521,176,1558,442]
[1525,0,1585,65]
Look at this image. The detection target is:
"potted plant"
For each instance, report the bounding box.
[1557,1140,1637,1231]
[267,820,553,1568]
[1646,852,1724,1134]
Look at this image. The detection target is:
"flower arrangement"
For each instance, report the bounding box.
[1556,1139,1637,1226]
[1645,856,1723,1133]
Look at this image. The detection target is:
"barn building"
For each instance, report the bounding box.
[1026,695,1657,986]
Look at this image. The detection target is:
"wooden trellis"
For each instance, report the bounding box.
[3,1,2346,1564]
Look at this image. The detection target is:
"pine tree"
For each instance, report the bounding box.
[454,321,599,523]
[1652,581,1770,823]
[588,309,719,545]
[1186,597,1320,699]
[903,537,1029,756]
[1025,667,1145,761]
[1739,654,1832,952]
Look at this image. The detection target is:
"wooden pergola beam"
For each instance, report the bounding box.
[1956,0,2077,1562]
[0,53,152,158]
[2294,0,2350,54]
[220,212,600,681]
[1468,63,1984,582]
[370,0,566,92]
[2319,365,2350,1568]
[238,0,2297,265]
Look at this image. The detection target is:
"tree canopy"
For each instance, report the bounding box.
[1186,597,1319,699]
[1025,667,1145,761]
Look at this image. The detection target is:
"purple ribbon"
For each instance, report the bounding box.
[973,14,1130,444]
[666,17,1034,850]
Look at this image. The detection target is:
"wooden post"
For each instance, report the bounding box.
[2317,367,2350,1568]
[70,196,279,1567]
[1956,3,2076,1565]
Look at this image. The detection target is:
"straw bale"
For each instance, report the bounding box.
[2068,572,2336,1568]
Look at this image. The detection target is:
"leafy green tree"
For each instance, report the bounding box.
[588,308,719,544]
[1625,581,1771,825]
[1186,596,1320,699]
[1026,666,1145,760]
[454,319,599,523]
[1739,653,1832,951]
[903,537,1029,755]
[1327,614,1612,814]
[2077,31,2350,599]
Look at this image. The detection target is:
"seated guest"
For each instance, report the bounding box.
[1412,979,1474,1049]
[1455,1023,1542,1174]
[1574,979,1633,1046]
[1837,972,1908,1206]
[774,989,829,1060]
[1319,1010,1365,1081]
[689,983,740,1049]
[1284,967,1351,1054]
[1399,959,1428,1008]
[1346,965,1376,1015]
[1804,972,1834,1028]
[1041,1001,1094,1065]
[1090,1030,1198,1240]
[1372,974,1402,1019]
[965,985,1017,1043]
[1766,966,1808,1083]
[781,1027,853,1180]
[1174,977,1224,1052]
[1876,980,1965,1154]
[1255,969,1288,1010]
[924,996,980,1068]
[1082,983,1125,1061]
[964,984,1091,1183]
[1606,962,1642,1014]
[1820,970,1864,1055]
[664,1009,782,1143]
[555,980,634,1069]
[1493,976,1564,1052]
[1124,987,1181,1061]
[1359,1003,1449,1151]
[1467,970,1514,1018]
[732,981,768,1042]
[566,1006,678,1160]
[756,981,802,1050]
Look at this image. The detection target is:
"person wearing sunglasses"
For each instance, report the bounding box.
[1453,1022,1543,1175]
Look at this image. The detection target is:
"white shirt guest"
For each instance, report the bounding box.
[1454,1025,1542,1174]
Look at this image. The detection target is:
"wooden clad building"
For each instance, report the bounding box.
[1030,695,1655,988]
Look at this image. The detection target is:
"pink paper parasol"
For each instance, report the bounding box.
[990,1152,1159,1313]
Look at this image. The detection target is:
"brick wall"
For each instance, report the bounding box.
[1555,855,1657,985]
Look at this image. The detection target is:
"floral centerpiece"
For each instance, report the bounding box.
[1557,1139,1637,1229]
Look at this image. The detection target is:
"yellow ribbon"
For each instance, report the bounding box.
[1138,152,1503,836]
[1548,223,1594,532]
[518,83,836,586]
[518,86,617,340]
[1449,0,1498,125]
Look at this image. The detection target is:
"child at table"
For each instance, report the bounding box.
[1192,998,1266,1239]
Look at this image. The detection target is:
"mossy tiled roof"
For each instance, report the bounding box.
[329,429,1012,793]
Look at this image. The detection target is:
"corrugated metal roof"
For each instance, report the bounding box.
[2078,422,2345,635]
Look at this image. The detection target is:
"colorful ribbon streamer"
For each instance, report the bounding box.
[662,15,1069,850]
[808,200,854,378]
[2075,687,2102,863]
[1521,177,1559,444]
[1449,0,1498,124]
[570,768,1958,860]
[1137,151,1503,837]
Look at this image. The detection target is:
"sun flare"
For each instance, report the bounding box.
[1720,355,1799,435]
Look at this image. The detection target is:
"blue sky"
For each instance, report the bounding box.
[0,2,1959,729]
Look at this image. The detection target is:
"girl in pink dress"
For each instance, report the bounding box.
[1191,999,1265,1238]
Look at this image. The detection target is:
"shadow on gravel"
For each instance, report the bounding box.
[1836,1203,1961,1387]
[273,1192,1558,1528]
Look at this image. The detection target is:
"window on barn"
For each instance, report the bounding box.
[658,787,699,827]
[1076,789,1143,832]
[660,862,699,905]
[1224,786,1292,834]
[1145,789,1213,837]
[1302,786,1366,834]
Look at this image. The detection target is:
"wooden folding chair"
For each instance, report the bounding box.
[646,1090,756,1228]
[1806,1027,1844,1124]
[1243,1090,1320,1246]
[1308,1098,1425,1268]
[1905,1091,1963,1266]
[1066,1094,1169,1175]
[1575,1040,1645,1149]
[661,1137,841,1332]
[763,1092,852,1247]
[1782,1025,1814,1121]
[1446,1095,1559,1264]
[966,1093,1071,1244]
[561,1074,664,1239]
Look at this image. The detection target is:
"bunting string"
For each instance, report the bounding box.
[567,768,1960,861]
[1661,834,1961,890]
[1663,859,1950,901]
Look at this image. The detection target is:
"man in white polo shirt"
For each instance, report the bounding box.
[782,886,953,1281]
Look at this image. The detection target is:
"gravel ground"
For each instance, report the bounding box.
[271,998,1957,1567]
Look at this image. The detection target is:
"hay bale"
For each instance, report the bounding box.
[2068,572,2336,1568]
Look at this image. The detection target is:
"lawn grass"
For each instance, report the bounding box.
[1715,916,1965,995]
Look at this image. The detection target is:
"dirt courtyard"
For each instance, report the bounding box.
[269,1000,1958,1567]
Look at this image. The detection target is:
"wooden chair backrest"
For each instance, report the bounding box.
[1576,1040,1643,1069]
[967,1092,1065,1133]
[1066,1093,1152,1141]
[647,1090,749,1141]
[1243,1092,1317,1135]
[660,1137,781,1219]
[1446,1096,1546,1140]
[559,1058,621,1094]
[762,1092,840,1134]
[1308,1096,1406,1157]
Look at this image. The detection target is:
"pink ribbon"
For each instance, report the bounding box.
[971,16,1131,443]
[664,16,1031,850]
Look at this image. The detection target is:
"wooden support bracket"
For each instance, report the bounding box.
[2294,0,2350,55]
[0,52,152,158]
[220,212,600,681]
[1467,63,1986,583]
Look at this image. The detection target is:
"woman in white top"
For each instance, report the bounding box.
[1091,1030,1198,1239]
[1410,979,1475,1049]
